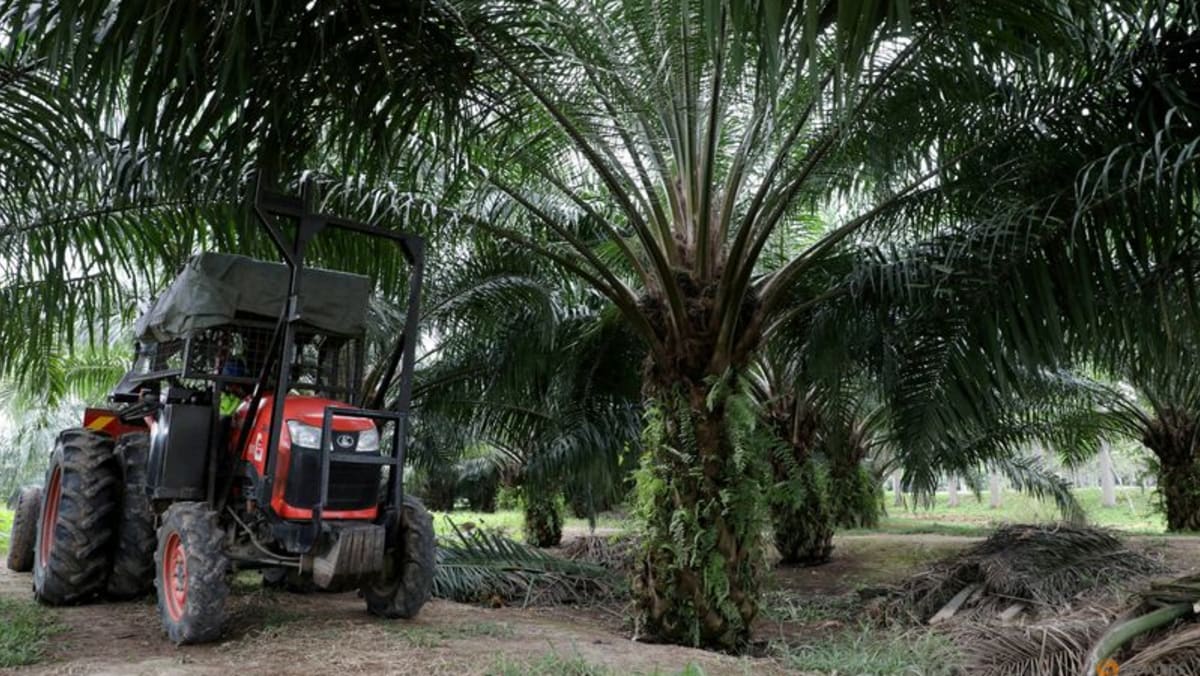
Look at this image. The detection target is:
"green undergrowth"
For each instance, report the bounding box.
[759,590,861,624]
[429,486,1178,547]
[429,509,628,542]
[0,598,63,668]
[384,620,516,647]
[878,486,1167,533]
[771,625,959,675]
[486,650,708,676]
[0,508,12,556]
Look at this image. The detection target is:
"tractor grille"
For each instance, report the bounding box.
[284,447,380,513]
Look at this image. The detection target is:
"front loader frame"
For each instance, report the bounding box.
[222,181,424,551]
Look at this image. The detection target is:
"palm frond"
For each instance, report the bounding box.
[433,520,625,606]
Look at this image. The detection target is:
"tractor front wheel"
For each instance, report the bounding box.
[6,485,43,572]
[33,429,120,604]
[363,495,435,619]
[155,502,228,645]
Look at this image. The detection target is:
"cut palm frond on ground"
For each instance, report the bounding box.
[558,534,640,575]
[433,520,625,607]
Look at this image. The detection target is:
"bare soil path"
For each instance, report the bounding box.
[4,531,1196,675]
[0,567,773,676]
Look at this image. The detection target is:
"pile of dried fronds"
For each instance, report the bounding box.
[959,576,1200,676]
[557,533,640,574]
[1117,622,1200,675]
[955,609,1118,675]
[433,522,626,607]
[877,524,1166,625]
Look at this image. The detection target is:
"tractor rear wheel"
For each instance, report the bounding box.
[33,429,120,604]
[107,433,156,600]
[363,495,435,619]
[155,502,228,645]
[6,485,43,572]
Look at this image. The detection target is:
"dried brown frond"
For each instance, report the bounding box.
[1120,622,1200,675]
[877,524,1167,624]
[559,534,640,574]
[955,609,1115,676]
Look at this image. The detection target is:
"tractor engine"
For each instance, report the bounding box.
[237,396,382,520]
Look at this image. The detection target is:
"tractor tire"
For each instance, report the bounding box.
[155,502,228,645]
[6,485,43,572]
[363,495,435,619]
[33,429,120,605]
[107,433,156,600]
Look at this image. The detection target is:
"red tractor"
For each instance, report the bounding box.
[5,186,434,644]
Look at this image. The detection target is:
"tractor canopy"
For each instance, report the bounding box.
[134,252,372,342]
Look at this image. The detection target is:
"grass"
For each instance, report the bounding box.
[772,625,958,676]
[430,487,1176,551]
[759,590,860,624]
[0,508,11,557]
[487,651,612,676]
[0,598,62,668]
[487,650,707,676]
[868,486,1168,535]
[382,620,516,647]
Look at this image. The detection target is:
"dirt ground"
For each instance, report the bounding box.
[1,561,778,675]
[3,532,1197,675]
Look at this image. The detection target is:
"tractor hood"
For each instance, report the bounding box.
[239,395,378,432]
[135,252,372,342]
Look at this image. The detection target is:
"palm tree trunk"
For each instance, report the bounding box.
[1144,410,1200,531]
[770,455,834,566]
[891,471,905,507]
[989,471,1003,509]
[1099,440,1117,508]
[420,466,459,511]
[522,488,563,547]
[766,414,877,564]
[829,462,881,529]
[635,379,766,651]
[826,441,881,529]
[947,474,960,508]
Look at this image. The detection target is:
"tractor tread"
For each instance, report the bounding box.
[107,433,157,600]
[155,502,228,645]
[6,485,43,572]
[363,495,435,619]
[33,429,120,605]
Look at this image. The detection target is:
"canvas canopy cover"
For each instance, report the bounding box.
[134,252,372,342]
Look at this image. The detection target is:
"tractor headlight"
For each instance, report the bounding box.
[286,420,323,449]
[357,426,380,452]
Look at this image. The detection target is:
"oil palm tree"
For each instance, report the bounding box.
[1093,344,1200,531]
[0,1,479,385]
[751,323,1104,566]
[443,0,1157,648]
[840,3,1200,529]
